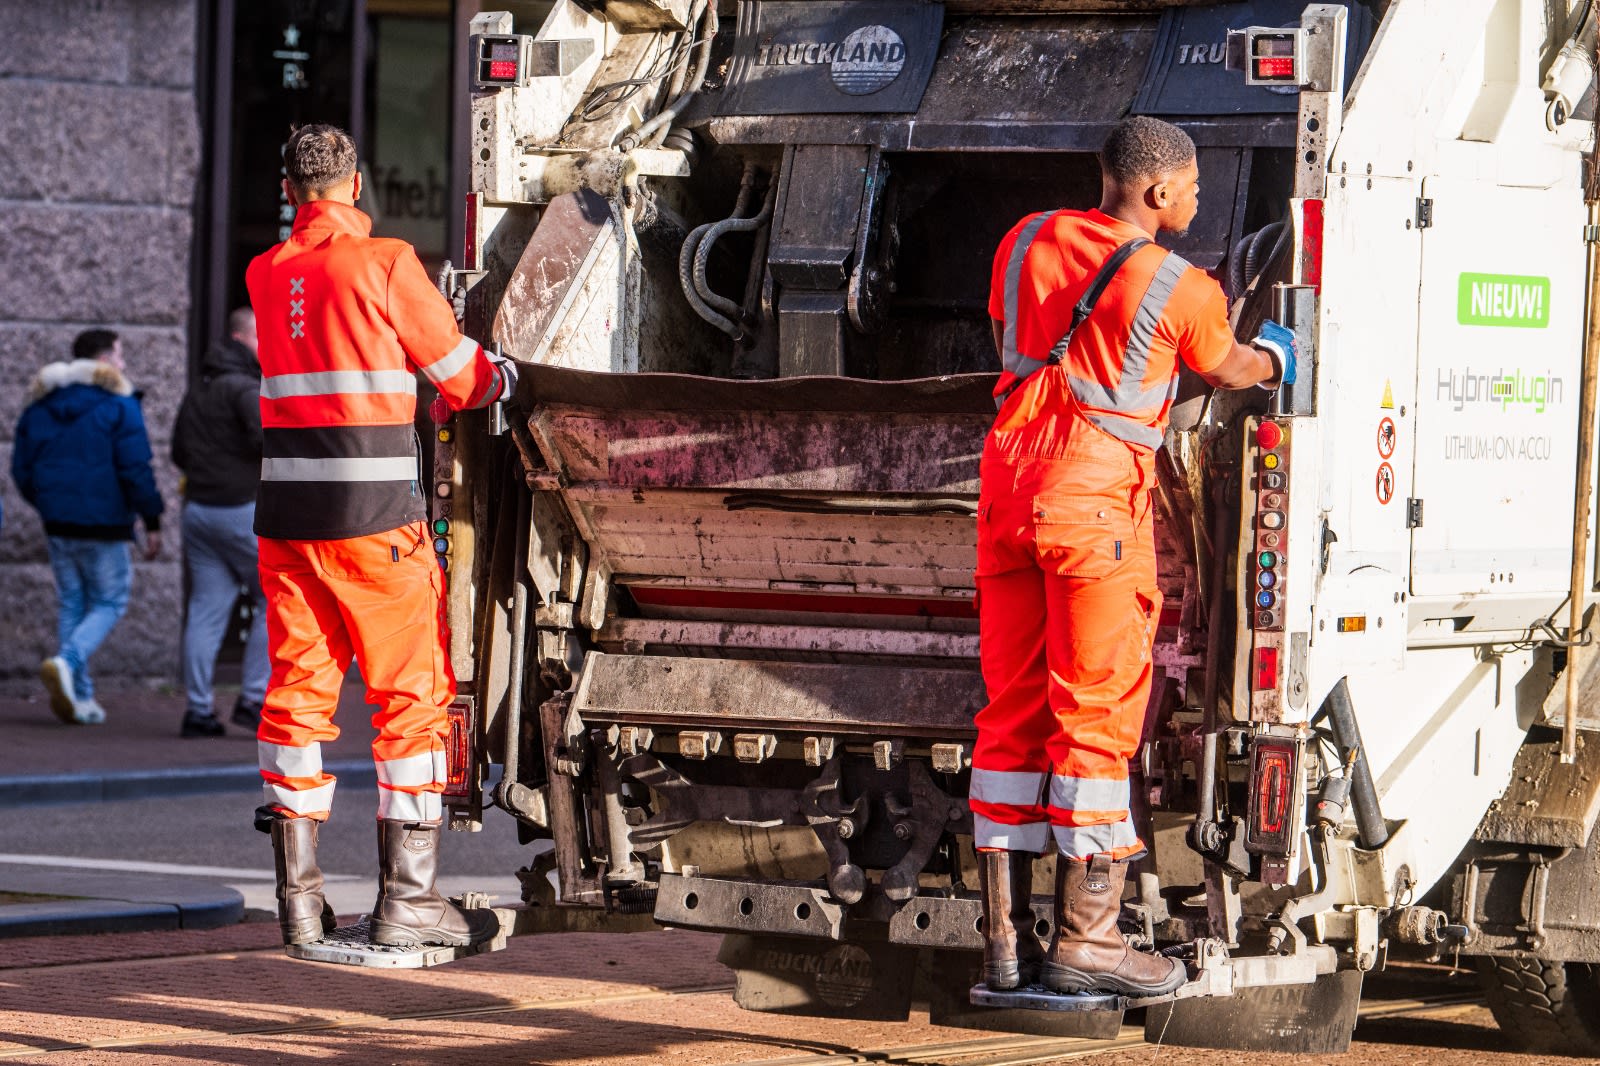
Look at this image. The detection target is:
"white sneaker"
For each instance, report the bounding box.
[39,657,78,724]
[74,698,106,725]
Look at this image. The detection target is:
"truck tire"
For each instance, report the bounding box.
[1475,957,1600,1054]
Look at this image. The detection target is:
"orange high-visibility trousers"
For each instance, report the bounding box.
[256,522,453,823]
[970,429,1159,861]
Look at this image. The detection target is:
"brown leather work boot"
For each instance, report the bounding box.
[370,819,500,948]
[1040,853,1185,997]
[977,850,1046,989]
[269,816,336,946]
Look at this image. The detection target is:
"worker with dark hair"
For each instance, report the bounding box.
[970,115,1294,997]
[247,123,517,950]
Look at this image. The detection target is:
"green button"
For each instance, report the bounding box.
[1258,551,1278,569]
[432,519,449,535]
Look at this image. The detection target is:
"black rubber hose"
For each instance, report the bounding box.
[693,181,774,322]
[1320,677,1390,849]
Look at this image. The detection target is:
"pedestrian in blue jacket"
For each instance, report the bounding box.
[11,330,165,724]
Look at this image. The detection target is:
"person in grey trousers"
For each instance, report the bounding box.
[171,308,269,737]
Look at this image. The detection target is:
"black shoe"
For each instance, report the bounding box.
[180,711,226,738]
[231,698,262,731]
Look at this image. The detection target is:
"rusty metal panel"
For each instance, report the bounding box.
[536,406,986,494]
[572,652,984,736]
[1475,736,1600,849]
[598,619,976,657]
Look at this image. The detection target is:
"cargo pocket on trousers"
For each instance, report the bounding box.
[1031,494,1134,579]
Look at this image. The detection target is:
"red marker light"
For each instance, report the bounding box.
[1253,646,1279,691]
[1254,56,1296,80]
[488,59,518,81]
[1257,420,1283,451]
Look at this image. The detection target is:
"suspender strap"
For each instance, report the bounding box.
[997,236,1150,410]
[1045,238,1150,366]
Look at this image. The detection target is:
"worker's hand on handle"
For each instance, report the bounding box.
[1252,320,1296,389]
[488,350,519,404]
[142,529,162,561]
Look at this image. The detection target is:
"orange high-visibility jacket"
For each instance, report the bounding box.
[246,200,507,540]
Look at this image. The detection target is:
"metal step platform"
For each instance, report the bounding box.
[285,904,510,969]
[968,984,1123,1013]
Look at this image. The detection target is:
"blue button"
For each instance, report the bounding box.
[1256,590,1277,609]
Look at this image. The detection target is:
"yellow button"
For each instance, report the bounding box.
[1263,453,1280,469]
[438,429,452,443]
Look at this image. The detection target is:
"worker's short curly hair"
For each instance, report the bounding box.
[1100,116,1196,185]
[284,124,358,196]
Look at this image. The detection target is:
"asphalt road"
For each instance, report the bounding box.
[0,783,535,918]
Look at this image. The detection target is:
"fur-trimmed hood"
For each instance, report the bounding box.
[29,359,133,404]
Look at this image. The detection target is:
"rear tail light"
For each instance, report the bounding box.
[1245,735,1303,885]
[443,700,474,799]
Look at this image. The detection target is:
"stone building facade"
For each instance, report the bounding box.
[0,0,200,682]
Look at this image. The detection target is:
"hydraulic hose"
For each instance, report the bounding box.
[617,1,717,153]
[693,179,775,322]
[679,163,758,339]
[1320,677,1389,849]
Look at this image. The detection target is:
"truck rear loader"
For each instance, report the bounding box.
[306,0,1600,1054]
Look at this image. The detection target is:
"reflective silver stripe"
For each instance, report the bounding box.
[419,335,480,386]
[261,370,416,400]
[970,768,1048,807]
[1062,252,1190,447]
[259,740,323,780]
[377,787,442,822]
[1052,817,1140,859]
[974,814,1051,853]
[1000,211,1060,378]
[263,779,336,815]
[375,750,447,789]
[1117,252,1188,399]
[1047,774,1131,815]
[1084,412,1166,449]
[260,456,418,482]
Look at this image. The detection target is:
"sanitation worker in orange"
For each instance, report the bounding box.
[248,124,517,949]
[970,116,1295,996]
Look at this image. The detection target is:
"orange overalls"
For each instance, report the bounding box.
[245,200,508,823]
[971,209,1234,859]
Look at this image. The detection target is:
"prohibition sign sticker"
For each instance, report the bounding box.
[1377,417,1396,459]
[1376,463,1395,505]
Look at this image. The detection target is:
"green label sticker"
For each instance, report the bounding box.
[1457,273,1550,328]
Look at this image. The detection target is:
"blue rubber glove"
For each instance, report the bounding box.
[488,350,519,403]
[1253,320,1296,389]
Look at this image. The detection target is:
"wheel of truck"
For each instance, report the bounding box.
[1475,957,1600,1054]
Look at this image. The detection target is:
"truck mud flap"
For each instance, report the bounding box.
[719,932,917,1021]
[1142,970,1363,1054]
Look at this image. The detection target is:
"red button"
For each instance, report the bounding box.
[429,397,451,425]
[1257,420,1283,451]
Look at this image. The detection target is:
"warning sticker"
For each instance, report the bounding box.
[1381,380,1395,409]
[1377,417,1396,459]
[1376,462,1395,505]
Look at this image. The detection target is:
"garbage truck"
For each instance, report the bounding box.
[327,0,1600,1053]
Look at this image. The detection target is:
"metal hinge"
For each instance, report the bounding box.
[1415,198,1433,229]
[1585,223,1600,244]
[1406,498,1424,528]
